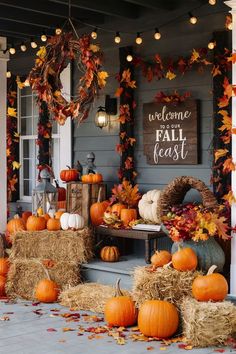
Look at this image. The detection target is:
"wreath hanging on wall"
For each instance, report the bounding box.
[29,32,108,125]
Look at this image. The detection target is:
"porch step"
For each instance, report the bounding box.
[81,256,146,290]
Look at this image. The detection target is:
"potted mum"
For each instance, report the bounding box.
[162,203,230,271]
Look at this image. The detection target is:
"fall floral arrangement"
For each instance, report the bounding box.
[162,203,230,242]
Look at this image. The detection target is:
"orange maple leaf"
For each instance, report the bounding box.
[218,110,232,132]
[166,70,176,80]
[218,96,229,108]
[120,132,126,140]
[227,53,236,64]
[115,87,123,97]
[128,137,136,146]
[211,65,222,77]
[190,49,200,63]
[223,190,236,206]
[125,157,133,170]
[214,148,229,163]
[223,157,236,173]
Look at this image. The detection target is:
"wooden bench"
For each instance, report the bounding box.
[95,226,166,264]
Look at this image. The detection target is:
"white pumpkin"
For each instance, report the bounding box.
[60,212,85,230]
[138,189,161,223]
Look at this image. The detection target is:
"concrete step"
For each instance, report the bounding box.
[81,256,146,290]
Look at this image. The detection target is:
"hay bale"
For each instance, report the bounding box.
[181,297,236,347]
[59,283,130,313]
[6,259,81,300]
[10,228,93,263]
[0,233,5,257]
[132,266,201,308]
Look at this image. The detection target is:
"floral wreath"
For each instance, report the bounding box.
[29,32,108,125]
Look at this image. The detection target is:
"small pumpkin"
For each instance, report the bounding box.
[35,279,59,303]
[26,215,46,231]
[0,276,6,297]
[192,265,228,301]
[120,208,137,226]
[91,173,103,183]
[82,173,103,184]
[22,211,32,223]
[138,300,179,338]
[0,258,9,276]
[6,214,26,234]
[47,218,61,231]
[54,210,65,220]
[55,180,66,201]
[90,187,109,226]
[60,166,79,182]
[111,203,126,217]
[151,250,172,268]
[105,278,137,327]
[100,246,120,262]
[60,213,84,230]
[138,189,161,223]
[172,247,198,271]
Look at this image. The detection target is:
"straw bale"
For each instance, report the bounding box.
[132,266,201,308]
[6,259,81,300]
[59,283,130,313]
[10,228,93,263]
[181,297,236,347]
[0,233,5,257]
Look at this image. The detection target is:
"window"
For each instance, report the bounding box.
[18,86,60,201]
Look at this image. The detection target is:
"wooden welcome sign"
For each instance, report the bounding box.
[143,100,199,165]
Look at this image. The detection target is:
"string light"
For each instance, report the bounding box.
[209,0,216,5]
[31,38,38,49]
[20,42,27,52]
[91,28,97,39]
[189,12,197,25]
[136,32,143,45]
[24,79,30,86]
[227,21,233,30]
[9,45,16,55]
[41,32,47,42]
[208,39,216,50]
[55,26,62,35]
[126,54,133,62]
[6,71,11,78]
[114,31,121,44]
[154,28,161,40]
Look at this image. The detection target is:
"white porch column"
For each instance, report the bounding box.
[225,1,236,294]
[0,37,8,232]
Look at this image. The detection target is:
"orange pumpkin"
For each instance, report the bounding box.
[100,246,120,262]
[26,215,46,231]
[60,166,78,182]
[47,218,61,231]
[55,180,66,201]
[111,203,126,217]
[105,279,137,327]
[22,211,32,223]
[172,247,198,271]
[0,258,9,276]
[0,276,6,297]
[90,188,109,226]
[120,208,137,226]
[54,210,65,220]
[151,250,172,268]
[35,279,59,303]
[138,300,179,338]
[92,173,103,183]
[81,174,94,183]
[7,215,26,234]
[192,265,228,301]
[42,214,51,222]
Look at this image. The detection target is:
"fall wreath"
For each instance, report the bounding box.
[29,32,108,125]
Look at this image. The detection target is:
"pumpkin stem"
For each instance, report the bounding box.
[207,265,217,275]
[115,278,124,297]
[13,214,20,219]
[66,165,71,169]
[35,259,51,280]
[97,187,102,203]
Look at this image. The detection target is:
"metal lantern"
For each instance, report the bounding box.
[32,168,58,214]
[95,106,109,129]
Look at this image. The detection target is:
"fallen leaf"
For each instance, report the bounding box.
[0,316,10,321]
[116,337,126,345]
[159,347,167,351]
[147,346,154,350]
[47,328,57,332]
[62,327,75,332]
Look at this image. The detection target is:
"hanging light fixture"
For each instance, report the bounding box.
[189,12,197,25]
[20,42,27,52]
[126,54,133,62]
[55,26,62,35]
[6,71,11,78]
[154,28,161,40]
[31,38,38,49]
[9,45,16,55]
[136,32,143,45]
[95,106,109,129]
[208,39,216,50]
[91,28,98,39]
[209,0,216,5]
[41,32,47,42]
[114,31,121,44]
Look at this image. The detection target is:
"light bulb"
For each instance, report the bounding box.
[31,39,37,49]
[209,0,216,4]
[41,33,47,42]
[24,79,30,87]
[20,42,27,52]
[154,28,161,40]
[189,13,197,25]
[55,27,62,35]
[114,32,121,44]
[208,40,215,50]
[126,54,133,62]
[136,32,142,45]
[9,46,16,55]
[91,28,97,39]
[227,22,233,30]
[6,71,11,78]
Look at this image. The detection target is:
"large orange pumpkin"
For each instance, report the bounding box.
[90,188,109,226]
[0,276,6,297]
[100,246,120,262]
[60,166,78,182]
[138,300,179,338]
[7,215,26,234]
[151,250,172,268]
[47,218,61,231]
[172,247,198,271]
[35,279,59,303]
[120,208,137,226]
[105,279,137,327]
[26,215,46,231]
[22,211,32,223]
[111,203,126,217]
[192,265,228,301]
[0,258,9,276]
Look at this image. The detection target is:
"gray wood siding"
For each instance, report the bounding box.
[73,10,226,195]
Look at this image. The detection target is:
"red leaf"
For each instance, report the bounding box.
[47,328,57,332]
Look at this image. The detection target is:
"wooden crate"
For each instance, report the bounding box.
[66,182,106,225]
